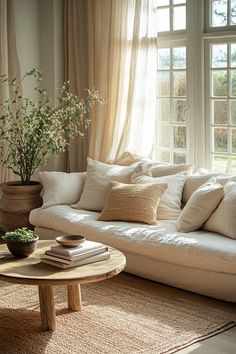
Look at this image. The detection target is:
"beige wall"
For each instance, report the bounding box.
[13,0,66,172]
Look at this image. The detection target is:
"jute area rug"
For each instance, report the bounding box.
[0,274,235,354]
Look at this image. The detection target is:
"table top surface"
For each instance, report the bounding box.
[0,241,126,286]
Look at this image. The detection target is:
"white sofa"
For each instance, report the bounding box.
[30,198,236,303]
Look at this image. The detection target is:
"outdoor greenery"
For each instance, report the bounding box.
[2,227,36,243]
[0,69,103,185]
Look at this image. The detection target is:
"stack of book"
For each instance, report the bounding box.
[40,240,110,269]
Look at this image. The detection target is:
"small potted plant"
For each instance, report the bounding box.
[2,227,39,258]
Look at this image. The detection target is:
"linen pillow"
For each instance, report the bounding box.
[98,181,167,225]
[203,181,236,239]
[74,158,140,211]
[39,171,86,208]
[177,179,224,232]
[151,163,193,177]
[132,159,193,178]
[133,173,186,219]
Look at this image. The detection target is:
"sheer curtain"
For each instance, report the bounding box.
[0,0,21,183]
[64,0,157,169]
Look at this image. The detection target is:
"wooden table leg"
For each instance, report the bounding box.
[67,284,82,311]
[38,285,56,331]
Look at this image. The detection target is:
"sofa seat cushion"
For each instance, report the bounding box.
[30,206,236,275]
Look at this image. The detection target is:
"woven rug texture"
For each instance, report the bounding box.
[0,275,235,354]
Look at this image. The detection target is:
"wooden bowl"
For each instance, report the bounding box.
[55,235,85,247]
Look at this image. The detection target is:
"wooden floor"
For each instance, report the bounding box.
[119,273,236,354]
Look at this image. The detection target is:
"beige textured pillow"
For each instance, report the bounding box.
[98,181,167,225]
[203,181,236,239]
[74,158,141,211]
[132,173,186,219]
[177,179,224,232]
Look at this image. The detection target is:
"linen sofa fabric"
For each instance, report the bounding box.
[177,180,224,232]
[98,181,167,224]
[133,173,186,219]
[29,206,236,276]
[74,158,140,211]
[203,181,236,239]
[39,171,86,208]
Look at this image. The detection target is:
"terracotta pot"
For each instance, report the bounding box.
[6,236,39,258]
[0,181,43,232]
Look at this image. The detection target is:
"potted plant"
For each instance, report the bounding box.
[2,227,39,258]
[0,69,103,231]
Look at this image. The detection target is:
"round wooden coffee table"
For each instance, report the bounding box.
[0,240,126,331]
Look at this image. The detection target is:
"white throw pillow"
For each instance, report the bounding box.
[177,179,224,232]
[203,181,236,239]
[151,163,193,177]
[39,171,86,209]
[132,159,193,178]
[74,158,140,211]
[133,173,186,219]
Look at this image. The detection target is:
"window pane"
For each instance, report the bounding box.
[231,0,236,25]
[157,0,170,6]
[159,150,171,163]
[173,100,187,122]
[160,125,171,148]
[231,100,236,124]
[213,156,228,172]
[211,0,228,27]
[158,71,170,96]
[157,8,170,32]
[173,0,186,4]
[174,126,186,149]
[173,47,186,69]
[173,71,186,96]
[173,6,186,30]
[231,70,236,96]
[212,71,227,96]
[212,44,227,68]
[213,100,228,124]
[158,99,170,121]
[173,151,186,164]
[158,48,170,69]
[232,129,236,153]
[231,44,236,68]
[214,127,228,152]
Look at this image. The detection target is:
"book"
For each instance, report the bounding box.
[40,251,110,269]
[50,240,106,257]
[41,246,108,264]
[45,246,108,262]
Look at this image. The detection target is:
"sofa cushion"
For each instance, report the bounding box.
[182,174,236,204]
[39,171,86,208]
[73,158,140,211]
[132,173,186,219]
[98,181,167,225]
[177,179,224,232]
[29,205,236,275]
[203,181,236,240]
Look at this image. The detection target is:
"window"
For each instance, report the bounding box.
[207,41,236,172]
[157,46,187,163]
[157,0,187,32]
[154,0,236,172]
[155,0,188,164]
[205,0,236,172]
[209,0,236,28]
